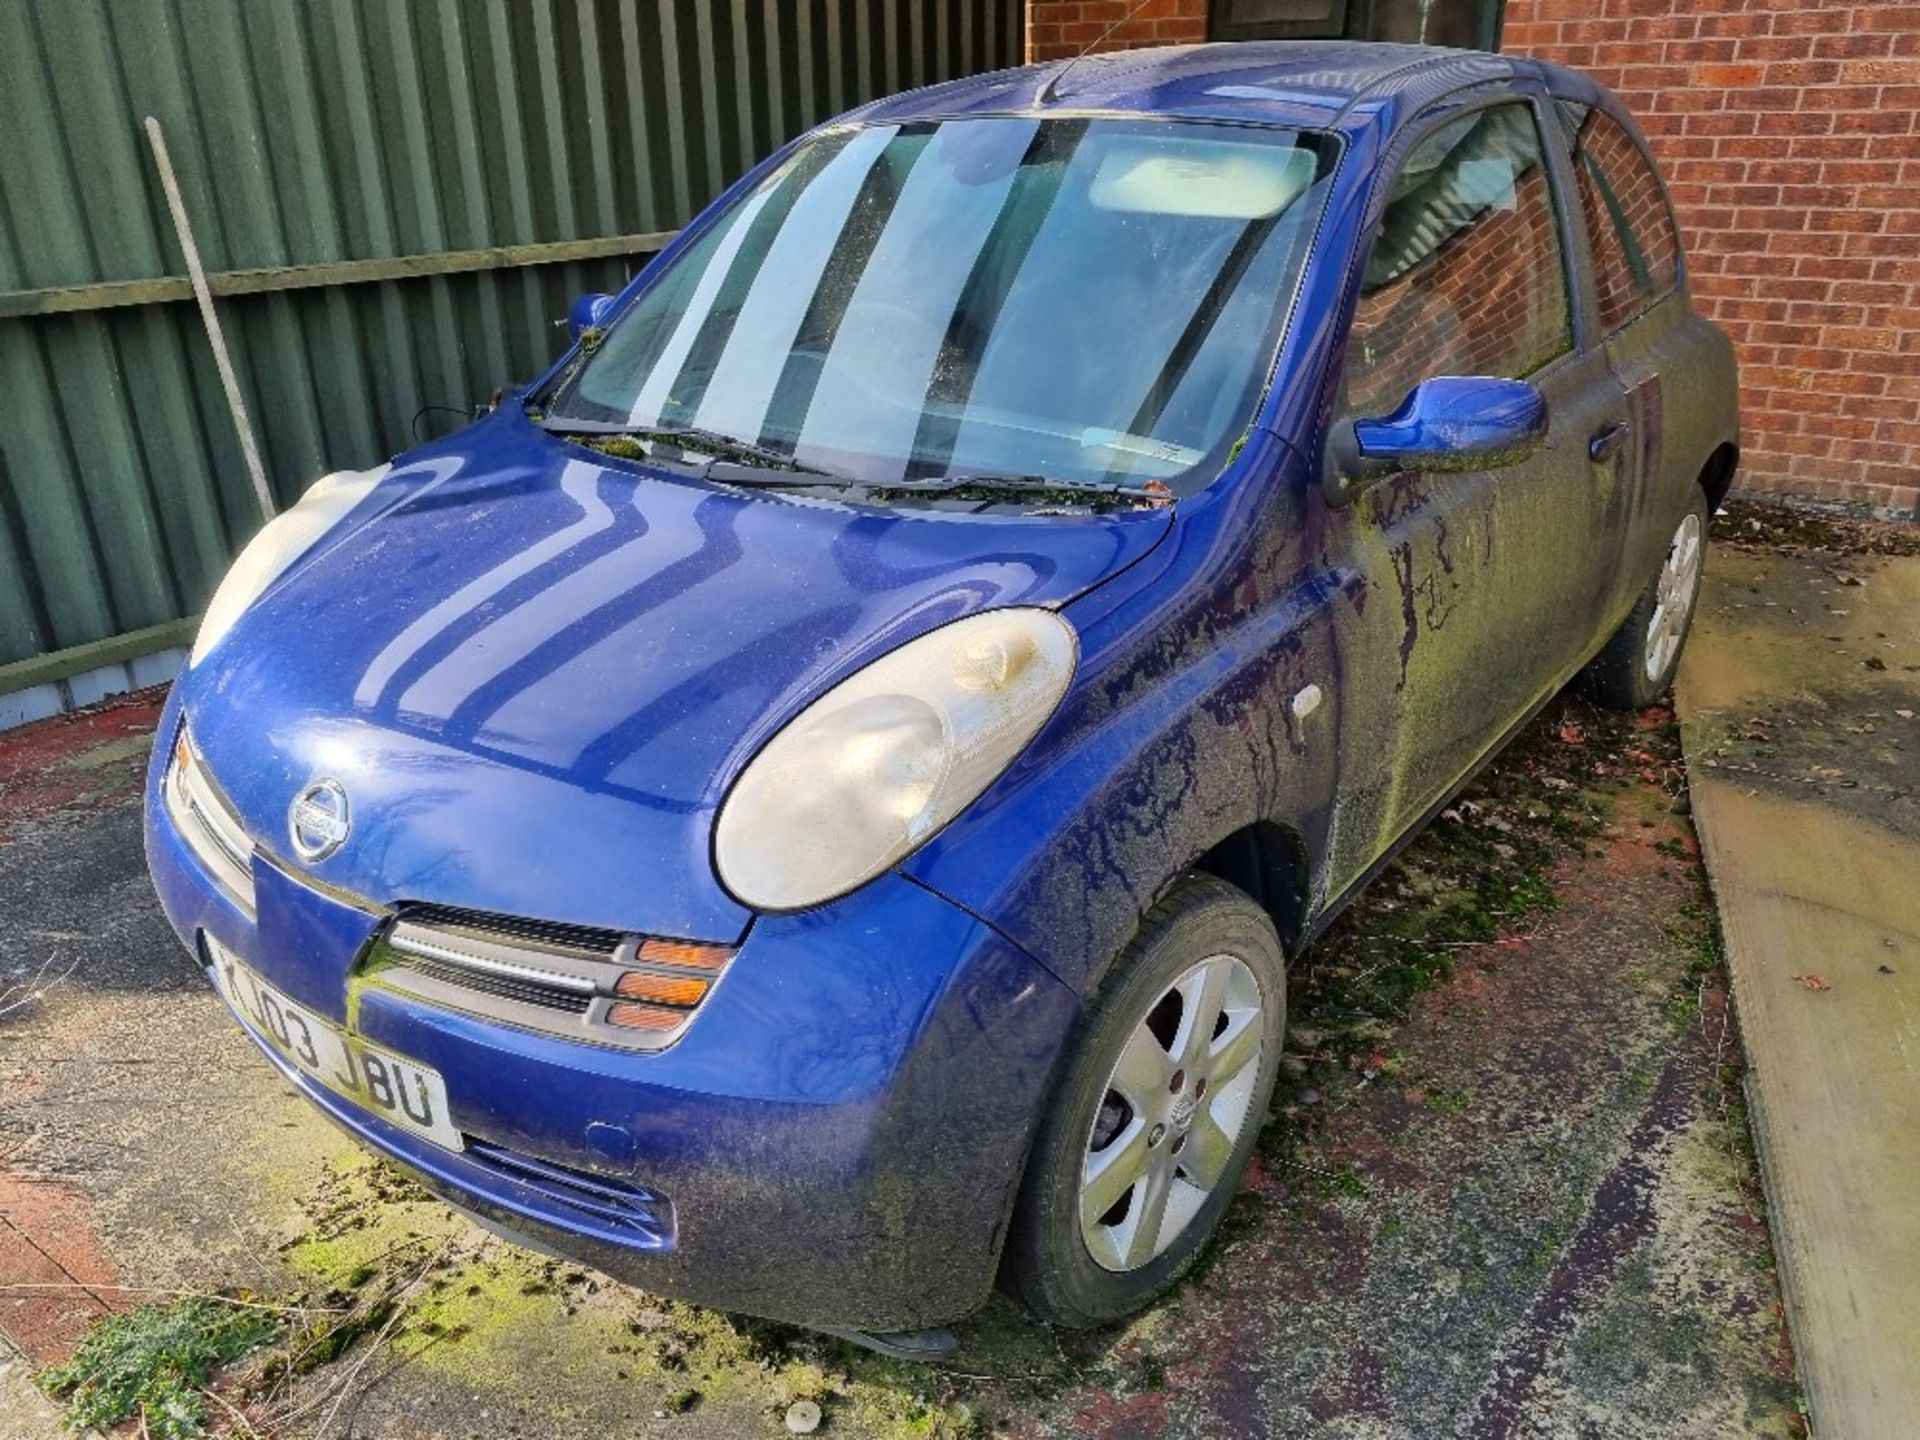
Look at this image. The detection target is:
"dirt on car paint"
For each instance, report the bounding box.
[3,564,1804,1436]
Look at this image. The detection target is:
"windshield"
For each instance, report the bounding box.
[541,117,1334,493]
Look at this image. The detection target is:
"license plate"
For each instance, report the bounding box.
[208,937,464,1153]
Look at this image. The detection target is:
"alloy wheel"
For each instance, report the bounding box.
[1645,511,1703,683]
[1079,953,1266,1272]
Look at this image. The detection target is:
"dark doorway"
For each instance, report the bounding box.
[1210,0,1505,50]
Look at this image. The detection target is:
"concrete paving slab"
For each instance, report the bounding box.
[1678,526,1920,1440]
[0,1331,81,1440]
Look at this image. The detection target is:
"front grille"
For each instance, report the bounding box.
[400,903,627,959]
[395,954,593,1015]
[464,1137,673,1244]
[164,729,257,915]
[364,906,737,1052]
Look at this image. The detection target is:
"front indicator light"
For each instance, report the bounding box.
[606,1001,685,1031]
[613,972,710,1006]
[636,938,733,970]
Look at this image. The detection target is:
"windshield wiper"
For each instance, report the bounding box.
[534,416,844,480]
[868,473,1169,504]
[533,418,1173,506]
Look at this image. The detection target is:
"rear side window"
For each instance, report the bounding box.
[1343,103,1572,418]
[1556,101,1680,331]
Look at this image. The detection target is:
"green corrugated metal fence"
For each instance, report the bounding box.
[0,0,1024,680]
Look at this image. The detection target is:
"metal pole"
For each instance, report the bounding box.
[142,116,276,521]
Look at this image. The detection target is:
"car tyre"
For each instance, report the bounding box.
[1003,874,1286,1328]
[1579,487,1710,711]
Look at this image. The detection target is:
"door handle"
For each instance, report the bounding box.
[1589,421,1630,463]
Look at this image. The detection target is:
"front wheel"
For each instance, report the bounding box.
[1003,876,1286,1328]
[1579,488,1709,710]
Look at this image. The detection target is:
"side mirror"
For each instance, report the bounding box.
[1323,376,1547,506]
[566,292,617,344]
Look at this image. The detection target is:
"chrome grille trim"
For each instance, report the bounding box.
[395,955,594,1015]
[397,903,627,960]
[386,926,601,994]
[164,729,257,916]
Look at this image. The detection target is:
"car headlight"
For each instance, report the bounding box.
[714,608,1078,912]
[191,465,390,665]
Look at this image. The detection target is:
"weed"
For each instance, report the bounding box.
[282,1296,397,1375]
[1664,900,1726,1027]
[38,1298,280,1439]
[1286,1159,1369,1203]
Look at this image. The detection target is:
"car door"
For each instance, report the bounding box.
[1316,95,1630,897]
[1551,96,1695,624]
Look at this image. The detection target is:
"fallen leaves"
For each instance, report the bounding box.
[1791,974,1832,992]
[1720,498,1920,558]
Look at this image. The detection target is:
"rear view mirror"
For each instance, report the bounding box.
[567,292,617,344]
[1324,376,1547,505]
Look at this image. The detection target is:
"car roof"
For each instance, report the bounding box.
[845,40,1591,137]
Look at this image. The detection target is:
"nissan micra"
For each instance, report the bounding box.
[147,42,1737,1352]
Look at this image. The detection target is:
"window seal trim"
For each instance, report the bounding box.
[1547,92,1688,334]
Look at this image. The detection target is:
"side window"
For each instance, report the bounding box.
[1556,100,1681,331]
[1343,103,1573,419]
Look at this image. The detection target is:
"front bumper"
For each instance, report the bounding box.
[144,692,1081,1331]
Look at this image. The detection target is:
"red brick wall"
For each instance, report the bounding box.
[1026,0,1210,62]
[1503,0,1920,517]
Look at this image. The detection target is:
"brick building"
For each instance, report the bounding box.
[1025,0,1920,518]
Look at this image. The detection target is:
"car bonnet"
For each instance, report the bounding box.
[179,410,1171,941]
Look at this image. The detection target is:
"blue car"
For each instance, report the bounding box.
[147,41,1737,1350]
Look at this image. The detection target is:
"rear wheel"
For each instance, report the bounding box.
[1004,876,1285,1328]
[1580,488,1708,710]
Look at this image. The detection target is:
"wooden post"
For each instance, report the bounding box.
[142,116,276,521]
